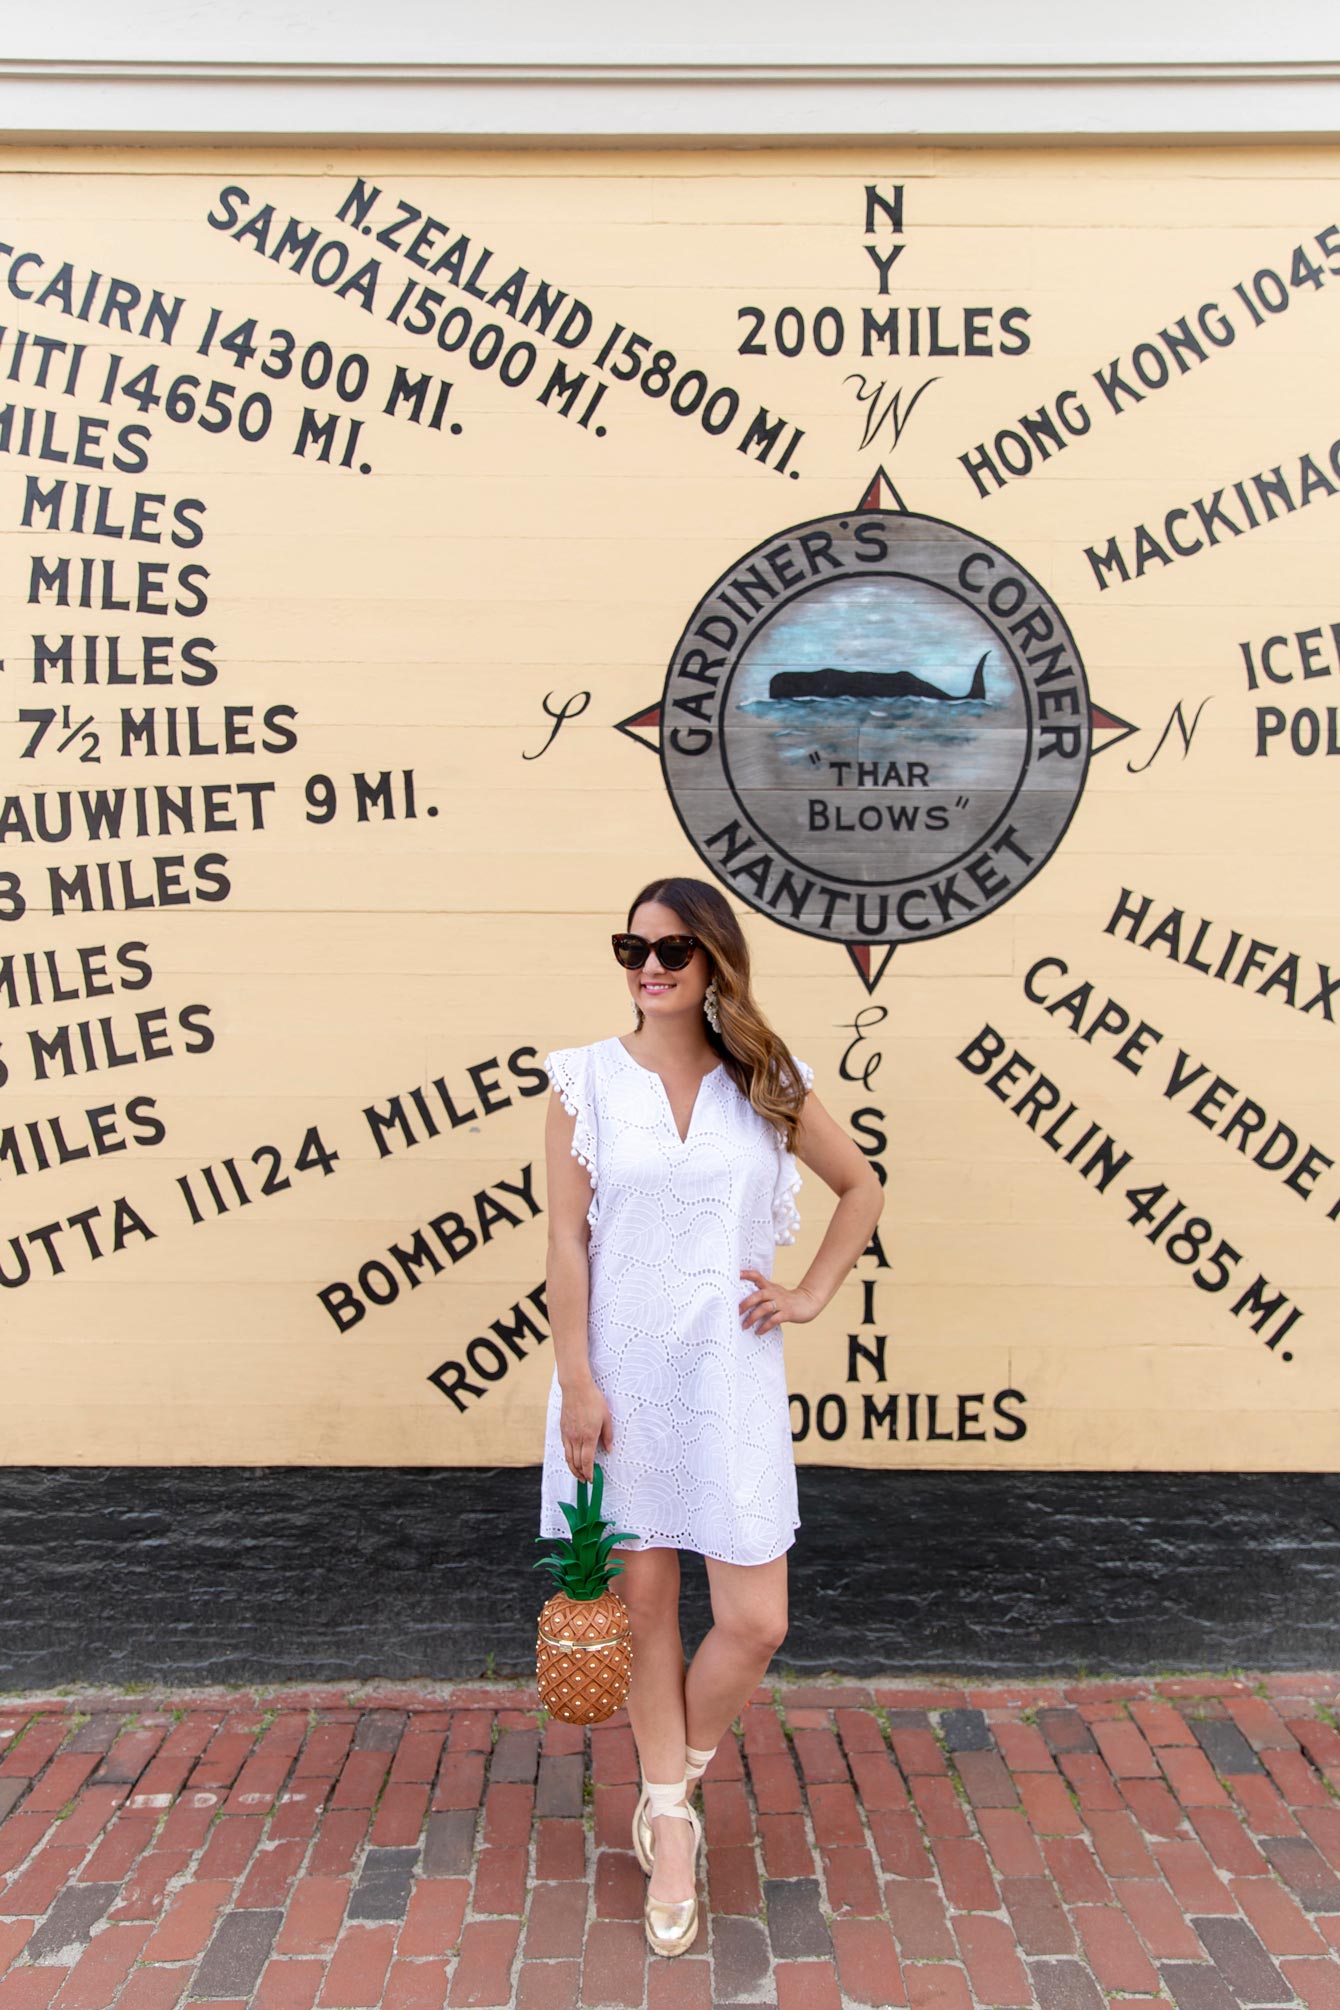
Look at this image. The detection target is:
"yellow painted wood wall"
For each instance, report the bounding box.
[1,143,1335,1468]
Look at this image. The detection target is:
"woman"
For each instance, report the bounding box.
[540,875,883,1957]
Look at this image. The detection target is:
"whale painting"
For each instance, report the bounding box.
[768,651,989,705]
[722,571,1024,888]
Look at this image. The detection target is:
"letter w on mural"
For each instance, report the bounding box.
[844,372,939,453]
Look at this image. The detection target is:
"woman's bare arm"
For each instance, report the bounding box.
[785,1089,884,1316]
[544,1090,613,1479]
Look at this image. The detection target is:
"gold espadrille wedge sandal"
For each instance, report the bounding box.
[639,1778,703,1958]
[633,1741,716,1868]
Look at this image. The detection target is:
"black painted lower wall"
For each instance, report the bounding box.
[3,1468,1338,1690]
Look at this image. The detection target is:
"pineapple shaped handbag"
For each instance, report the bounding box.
[534,1464,637,1725]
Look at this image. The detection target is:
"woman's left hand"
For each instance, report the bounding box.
[739,1269,820,1336]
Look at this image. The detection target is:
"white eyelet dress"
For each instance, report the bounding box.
[539,1035,814,1567]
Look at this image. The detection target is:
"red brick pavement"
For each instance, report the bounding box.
[0,1674,1338,2007]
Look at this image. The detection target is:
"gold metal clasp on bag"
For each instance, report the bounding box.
[536,1626,631,1653]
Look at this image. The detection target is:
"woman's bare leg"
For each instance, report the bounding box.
[683,1554,789,1752]
[614,1546,698,1903]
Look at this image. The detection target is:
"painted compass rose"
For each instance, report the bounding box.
[617,470,1135,992]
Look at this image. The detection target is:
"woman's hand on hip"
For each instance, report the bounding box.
[559,1375,613,1482]
[739,1268,820,1337]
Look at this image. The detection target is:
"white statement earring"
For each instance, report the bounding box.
[703,980,720,1033]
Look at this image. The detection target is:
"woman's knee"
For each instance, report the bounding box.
[705,1557,788,1659]
[721,1603,788,1659]
[759,1609,790,1658]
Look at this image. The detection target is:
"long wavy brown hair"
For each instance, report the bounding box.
[627,876,808,1148]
